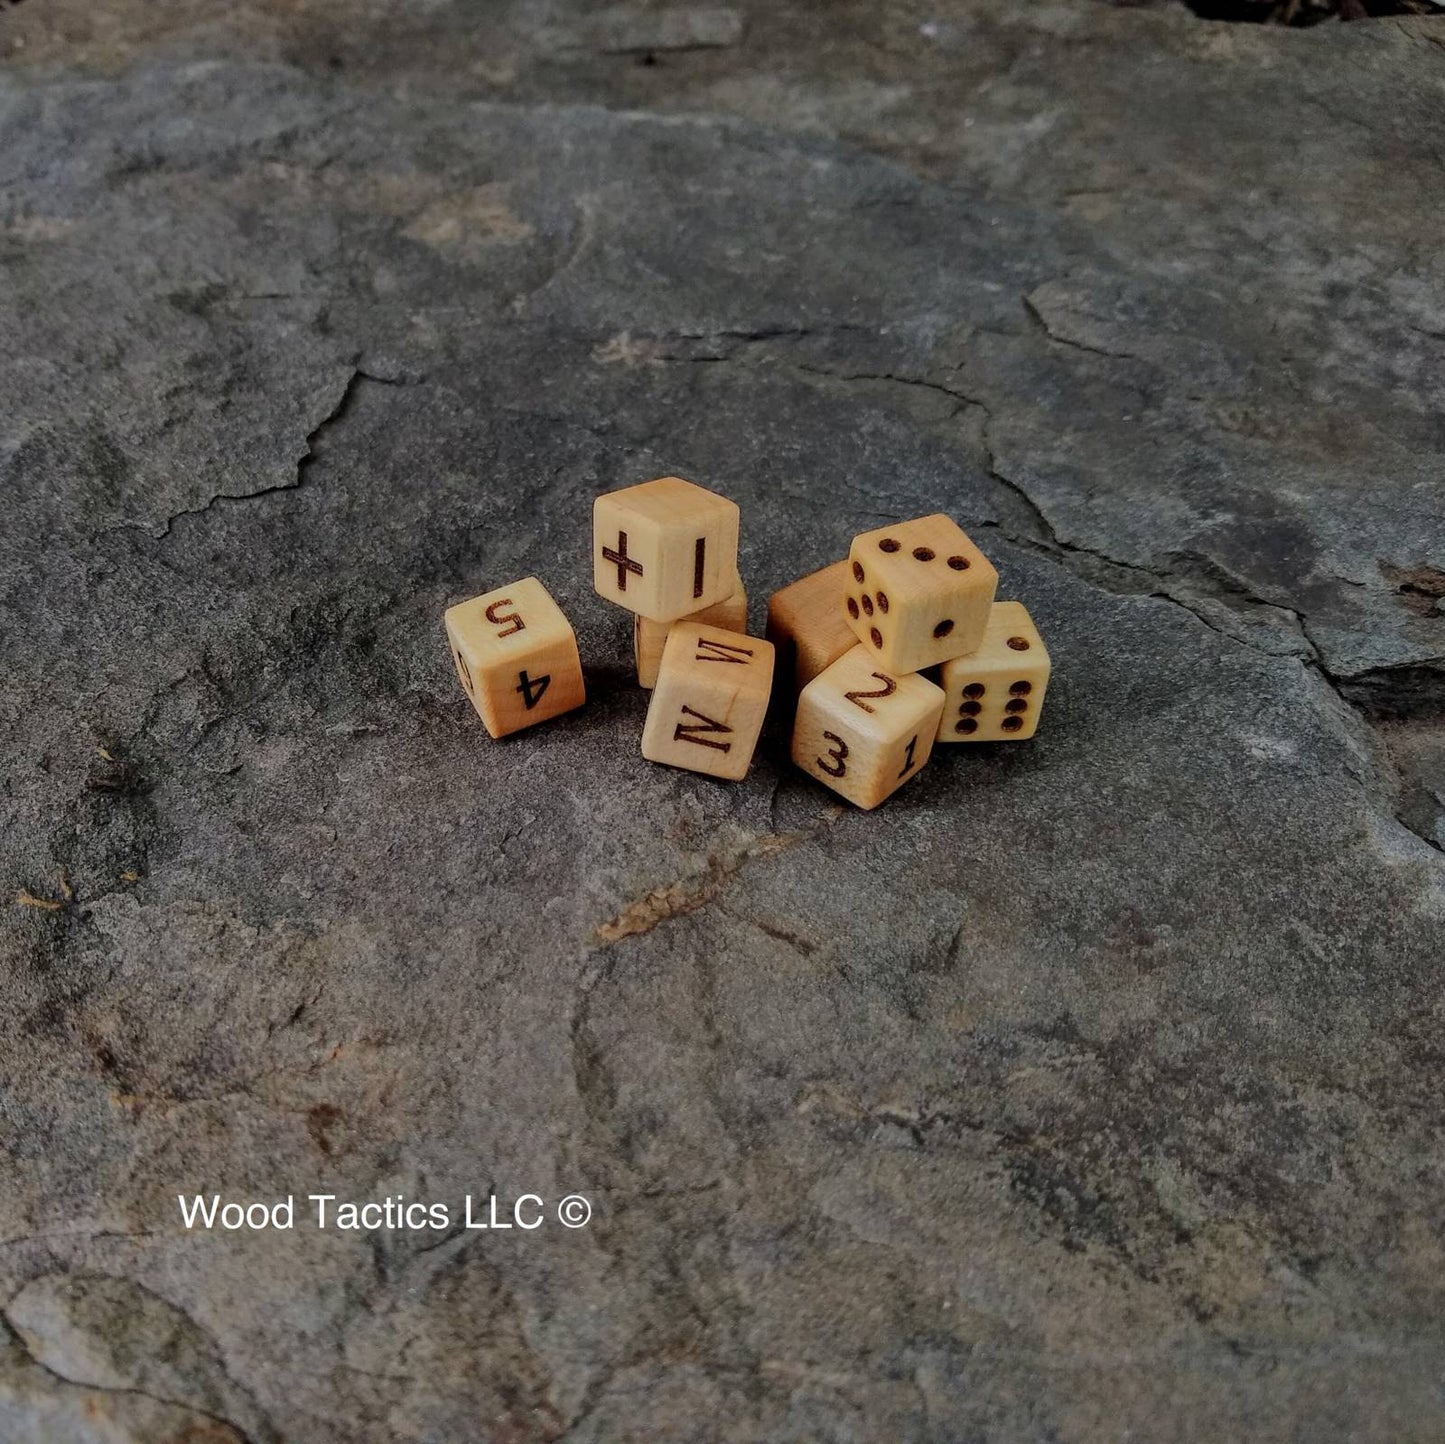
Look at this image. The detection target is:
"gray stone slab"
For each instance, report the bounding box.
[0,21,1442,1444]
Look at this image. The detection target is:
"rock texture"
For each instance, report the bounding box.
[0,5,1442,1441]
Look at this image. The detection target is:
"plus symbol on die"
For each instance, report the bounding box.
[603,530,644,592]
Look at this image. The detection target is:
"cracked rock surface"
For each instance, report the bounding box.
[1,5,1443,1441]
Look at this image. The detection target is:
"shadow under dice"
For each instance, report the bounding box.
[843,514,998,674]
[791,644,945,809]
[641,621,774,781]
[444,576,586,738]
[936,601,1051,742]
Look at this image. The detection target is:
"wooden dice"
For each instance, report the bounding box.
[936,601,1051,742]
[790,645,944,809]
[641,622,774,781]
[445,484,1053,799]
[634,574,747,689]
[445,577,586,738]
[765,560,857,696]
[843,515,998,674]
[594,476,741,622]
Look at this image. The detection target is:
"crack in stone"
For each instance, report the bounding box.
[0,1315,256,1444]
[1023,291,1147,365]
[149,365,410,539]
[716,901,820,956]
[793,360,992,413]
[600,325,1441,847]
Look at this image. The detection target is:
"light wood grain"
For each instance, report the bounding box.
[842,514,998,674]
[444,576,586,738]
[935,601,1050,742]
[790,644,944,809]
[641,621,774,781]
[593,476,740,622]
[634,574,747,688]
[765,560,857,696]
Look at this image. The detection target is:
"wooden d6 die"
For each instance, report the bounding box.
[791,645,945,810]
[843,514,998,674]
[634,573,747,689]
[765,560,857,696]
[936,601,1050,743]
[594,476,740,622]
[641,622,774,781]
[444,577,585,738]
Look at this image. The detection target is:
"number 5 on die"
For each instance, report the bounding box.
[444,576,585,738]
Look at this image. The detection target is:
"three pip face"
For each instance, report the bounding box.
[442,479,1052,803]
[843,514,998,674]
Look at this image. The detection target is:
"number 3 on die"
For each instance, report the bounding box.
[791,645,944,810]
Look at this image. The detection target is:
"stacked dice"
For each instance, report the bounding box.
[442,480,1050,808]
[593,477,773,782]
[766,515,1051,808]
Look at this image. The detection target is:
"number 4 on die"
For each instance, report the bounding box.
[444,576,586,738]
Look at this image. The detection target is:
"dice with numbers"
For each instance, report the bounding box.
[843,514,998,674]
[634,573,747,689]
[641,622,774,781]
[936,601,1050,743]
[765,560,857,697]
[444,577,586,739]
[791,644,944,809]
[594,476,740,622]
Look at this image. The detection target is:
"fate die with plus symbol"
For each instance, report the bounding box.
[444,576,586,739]
[640,621,774,781]
[593,476,741,622]
[843,514,998,674]
[791,644,945,810]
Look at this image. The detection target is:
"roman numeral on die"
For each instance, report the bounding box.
[641,622,775,781]
[593,476,740,622]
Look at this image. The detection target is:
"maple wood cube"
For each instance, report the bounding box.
[935,601,1051,743]
[641,622,774,781]
[842,514,998,674]
[791,644,944,809]
[634,574,747,689]
[593,476,740,622]
[765,560,857,696]
[444,577,585,738]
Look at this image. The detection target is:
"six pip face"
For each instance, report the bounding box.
[843,515,998,675]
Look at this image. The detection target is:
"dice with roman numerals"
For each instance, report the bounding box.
[641,621,774,780]
[791,644,944,809]
[842,514,998,674]
[593,476,740,623]
[935,601,1051,742]
[444,577,586,738]
[634,572,747,689]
